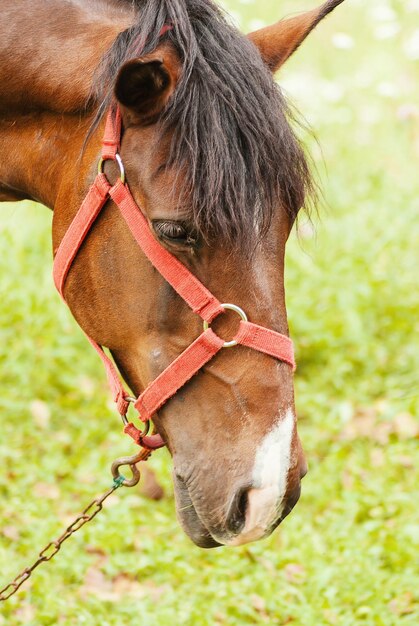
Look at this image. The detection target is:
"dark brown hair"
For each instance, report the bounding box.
[90,0,314,247]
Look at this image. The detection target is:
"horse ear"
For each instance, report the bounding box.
[114,57,176,125]
[248,0,345,72]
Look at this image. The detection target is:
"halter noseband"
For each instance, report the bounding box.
[53,107,296,450]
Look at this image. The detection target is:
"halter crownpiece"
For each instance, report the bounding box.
[53,106,296,450]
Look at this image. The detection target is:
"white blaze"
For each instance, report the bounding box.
[227,408,295,546]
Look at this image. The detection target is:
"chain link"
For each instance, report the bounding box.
[0,447,151,601]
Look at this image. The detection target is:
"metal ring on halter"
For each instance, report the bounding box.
[97,153,125,184]
[203,303,248,348]
[120,396,151,436]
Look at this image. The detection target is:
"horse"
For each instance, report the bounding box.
[0,0,345,548]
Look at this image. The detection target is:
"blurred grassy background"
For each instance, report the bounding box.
[1,0,418,624]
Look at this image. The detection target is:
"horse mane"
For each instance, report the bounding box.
[90,0,314,248]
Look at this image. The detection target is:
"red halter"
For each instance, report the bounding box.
[53,107,296,450]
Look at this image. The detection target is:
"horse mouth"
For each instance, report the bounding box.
[173,475,222,548]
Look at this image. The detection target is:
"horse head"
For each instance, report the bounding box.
[53,0,344,548]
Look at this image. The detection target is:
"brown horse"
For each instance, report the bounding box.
[0,0,345,548]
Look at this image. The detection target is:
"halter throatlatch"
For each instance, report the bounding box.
[53,106,296,450]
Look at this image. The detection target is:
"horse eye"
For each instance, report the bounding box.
[152,220,196,246]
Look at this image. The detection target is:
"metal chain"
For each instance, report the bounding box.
[0,447,151,602]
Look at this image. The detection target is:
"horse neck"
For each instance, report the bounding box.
[0,0,133,207]
[0,113,96,208]
[0,0,133,113]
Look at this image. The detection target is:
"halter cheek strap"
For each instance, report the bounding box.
[53,107,296,450]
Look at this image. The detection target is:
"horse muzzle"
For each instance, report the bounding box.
[173,458,306,549]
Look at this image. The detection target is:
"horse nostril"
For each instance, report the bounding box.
[226,487,248,535]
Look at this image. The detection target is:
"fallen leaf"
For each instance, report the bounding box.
[33,482,60,499]
[85,545,107,556]
[30,399,51,428]
[372,422,394,445]
[140,581,171,602]
[85,545,108,567]
[15,604,35,623]
[139,466,165,501]
[79,567,169,602]
[250,594,271,623]
[1,525,20,541]
[284,563,306,584]
[79,567,115,601]
[397,455,414,468]
[393,413,419,440]
[251,594,266,612]
[389,592,416,616]
[112,573,148,599]
[340,412,377,441]
[340,406,418,444]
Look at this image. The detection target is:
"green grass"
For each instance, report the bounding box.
[1,1,418,624]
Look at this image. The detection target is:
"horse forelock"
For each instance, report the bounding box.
[90,0,315,249]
